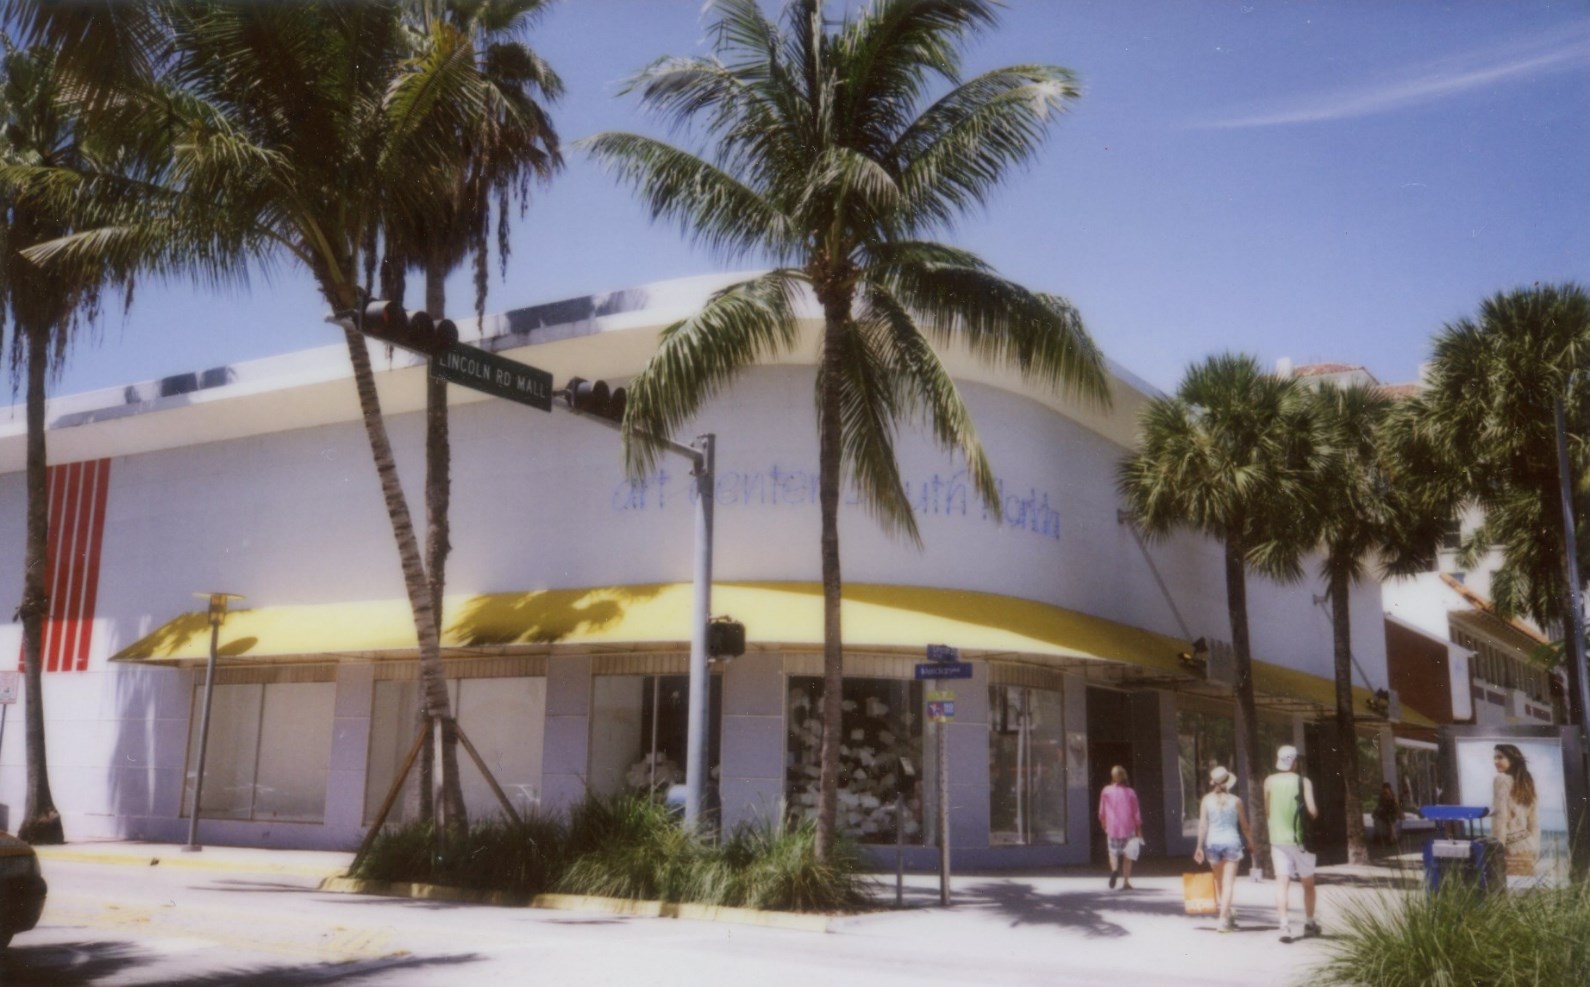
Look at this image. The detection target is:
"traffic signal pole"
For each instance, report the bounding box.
[685,435,715,829]
[558,405,717,831]
[329,302,721,832]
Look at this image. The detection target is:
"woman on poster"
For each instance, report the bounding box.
[1491,743,1540,878]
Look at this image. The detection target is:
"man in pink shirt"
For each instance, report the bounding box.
[1098,765,1144,890]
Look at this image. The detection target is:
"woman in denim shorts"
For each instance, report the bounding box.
[1194,765,1255,932]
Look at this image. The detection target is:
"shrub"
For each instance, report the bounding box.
[350,813,566,897]
[1314,881,1590,986]
[349,794,875,913]
[557,794,710,901]
[719,819,873,912]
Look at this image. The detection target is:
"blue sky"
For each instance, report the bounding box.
[41,0,1590,399]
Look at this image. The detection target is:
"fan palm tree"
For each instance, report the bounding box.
[10,2,555,834]
[1117,353,1317,872]
[586,0,1107,858]
[383,0,562,822]
[1410,284,1590,725]
[0,45,125,844]
[1305,382,1396,866]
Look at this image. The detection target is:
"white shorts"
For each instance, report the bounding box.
[1271,844,1317,880]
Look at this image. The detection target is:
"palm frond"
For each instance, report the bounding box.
[581,131,788,258]
[860,284,1000,521]
[622,270,807,476]
[827,314,919,544]
[869,244,1109,404]
[895,65,1078,230]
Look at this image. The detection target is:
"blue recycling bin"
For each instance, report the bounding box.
[1418,806,1505,892]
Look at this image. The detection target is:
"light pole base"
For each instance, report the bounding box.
[180,844,203,853]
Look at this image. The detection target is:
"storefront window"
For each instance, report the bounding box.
[185,681,335,822]
[1356,733,1384,807]
[1396,743,1439,811]
[1177,707,1293,835]
[786,676,923,844]
[365,676,546,825]
[588,675,722,802]
[988,685,1066,845]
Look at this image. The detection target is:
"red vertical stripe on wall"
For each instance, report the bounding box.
[18,459,110,673]
[54,461,87,673]
[74,459,111,671]
[37,463,70,671]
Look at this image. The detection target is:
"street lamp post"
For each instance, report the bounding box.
[184,592,242,853]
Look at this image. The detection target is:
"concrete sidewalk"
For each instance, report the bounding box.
[32,840,1420,986]
[854,857,1419,986]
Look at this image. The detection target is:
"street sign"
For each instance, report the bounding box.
[927,700,955,723]
[915,661,972,680]
[925,643,959,663]
[432,344,553,412]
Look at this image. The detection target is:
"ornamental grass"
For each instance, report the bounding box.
[349,793,875,913]
[1314,880,1590,987]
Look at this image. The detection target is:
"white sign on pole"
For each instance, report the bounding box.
[0,671,19,704]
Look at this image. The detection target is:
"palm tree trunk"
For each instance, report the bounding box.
[423,259,462,830]
[17,325,63,845]
[1329,564,1369,865]
[341,325,468,836]
[1225,534,1268,874]
[814,296,848,864]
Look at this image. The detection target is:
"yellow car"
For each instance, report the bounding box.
[0,832,46,948]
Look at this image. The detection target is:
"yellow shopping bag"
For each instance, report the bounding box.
[1182,871,1218,916]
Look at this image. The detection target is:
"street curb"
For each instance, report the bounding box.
[319,876,839,932]
[34,846,345,878]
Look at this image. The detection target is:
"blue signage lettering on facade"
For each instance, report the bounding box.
[610,464,1063,541]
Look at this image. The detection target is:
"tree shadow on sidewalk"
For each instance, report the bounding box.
[1,938,482,986]
[948,880,1195,938]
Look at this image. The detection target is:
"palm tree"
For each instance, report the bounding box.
[1410,284,1590,726]
[587,0,1107,858]
[1305,382,1394,866]
[11,2,551,835]
[0,45,120,844]
[383,0,562,822]
[1117,353,1317,872]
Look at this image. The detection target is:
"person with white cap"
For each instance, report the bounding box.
[1193,764,1254,932]
[1264,744,1321,942]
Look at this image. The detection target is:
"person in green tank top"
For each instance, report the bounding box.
[1263,745,1320,943]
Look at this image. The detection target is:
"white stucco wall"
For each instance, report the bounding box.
[0,276,1387,847]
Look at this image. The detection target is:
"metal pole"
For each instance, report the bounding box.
[937,697,950,907]
[185,593,238,852]
[1553,397,1590,874]
[895,791,905,908]
[684,433,715,829]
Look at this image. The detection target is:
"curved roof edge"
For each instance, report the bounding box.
[0,270,1155,471]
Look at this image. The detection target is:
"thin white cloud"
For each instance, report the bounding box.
[1197,23,1590,129]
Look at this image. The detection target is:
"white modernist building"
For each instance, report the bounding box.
[0,273,1408,867]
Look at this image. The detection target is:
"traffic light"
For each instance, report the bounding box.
[562,377,627,422]
[347,300,459,357]
[708,617,745,659]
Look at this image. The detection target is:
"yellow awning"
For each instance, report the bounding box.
[110,580,1429,726]
[1253,662,1437,729]
[110,582,1187,667]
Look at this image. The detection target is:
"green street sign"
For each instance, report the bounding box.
[431,344,553,412]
